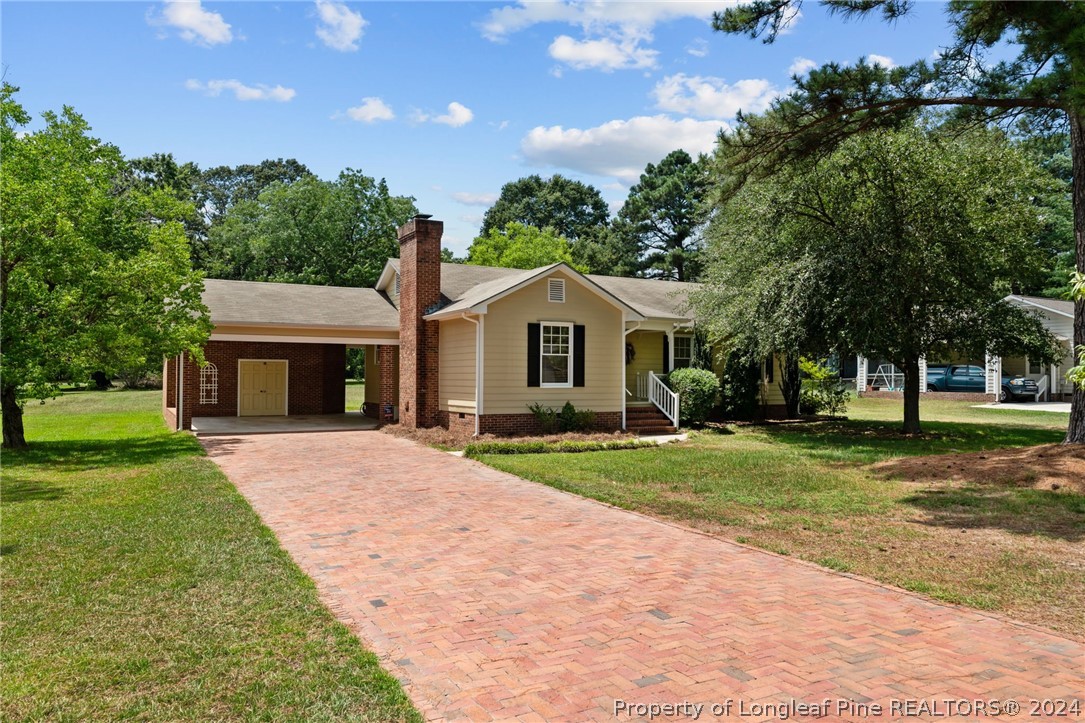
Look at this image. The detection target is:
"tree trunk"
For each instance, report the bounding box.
[901,357,922,435]
[1066,110,1085,444]
[2,384,28,451]
[779,354,802,418]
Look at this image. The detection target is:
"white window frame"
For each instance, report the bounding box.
[547,278,565,303]
[540,322,573,388]
[199,362,218,405]
[673,335,693,369]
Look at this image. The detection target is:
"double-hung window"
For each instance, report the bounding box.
[541,323,573,387]
[674,336,692,369]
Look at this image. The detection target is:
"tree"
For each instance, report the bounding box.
[466,223,584,271]
[695,126,1061,434]
[1,85,210,449]
[127,153,210,265]
[207,169,416,287]
[711,0,1085,442]
[480,174,608,244]
[612,150,710,281]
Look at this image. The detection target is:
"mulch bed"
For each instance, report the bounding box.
[875,443,1085,493]
[380,424,635,450]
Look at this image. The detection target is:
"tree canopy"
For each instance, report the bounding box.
[466,222,583,271]
[694,125,1060,433]
[610,150,710,282]
[1,85,210,449]
[206,169,417,288]
[480,174,608,243]
[712,0,1085,443]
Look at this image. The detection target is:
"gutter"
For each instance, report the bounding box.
[461,313,483,437]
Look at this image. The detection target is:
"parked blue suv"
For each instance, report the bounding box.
[925,364,1038,402]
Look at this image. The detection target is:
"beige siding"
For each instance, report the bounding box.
[762,355,785,405]
[483,271,624,414]
[439,317,477,412]
[625,331,666,401]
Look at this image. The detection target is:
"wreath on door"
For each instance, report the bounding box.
[625,342,636,365]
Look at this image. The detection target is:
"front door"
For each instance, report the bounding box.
[239,360,287,416]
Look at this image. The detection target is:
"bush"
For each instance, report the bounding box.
[799,358,849,418]
[529,401,595,433]
[464,438,655,458]
[717,352,761,420]
[668,367,721,426]
[346,348,366,381]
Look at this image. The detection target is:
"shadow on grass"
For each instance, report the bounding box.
[2,435,200,472]
[755,418,1065,463]
[902,486,1085,542]
[1,480,68,504]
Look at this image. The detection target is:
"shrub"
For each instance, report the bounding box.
[529,401,595,433]
[668,367,721,426]
[464,438,655,458]
[717,352,761,420]
[799,357,849,418]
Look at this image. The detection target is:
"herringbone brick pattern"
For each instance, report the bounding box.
[203,431,1084,722]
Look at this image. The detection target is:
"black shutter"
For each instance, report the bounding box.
[662,334,670,373]
[527,323,541,387]
[573,325,585,387]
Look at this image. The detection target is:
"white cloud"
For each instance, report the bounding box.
[338,97,394,122]
[430,102,474,127]
[548,34,657,71]
[652,74,778,119]
[450,191,498,206]
[521,115,726,183]
[686,38,709,58]
[868,54,896,68]
[314,0,366,51]
[185,79,295,102]
[153,0,233,46]
[480,2,748,73]
[788,57,818,76]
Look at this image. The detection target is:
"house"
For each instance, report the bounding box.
[162,216,787,435]
[853,293,1077,402]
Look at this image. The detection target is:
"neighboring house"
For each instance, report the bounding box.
[162,216,787,435]
[853,294,1077,402]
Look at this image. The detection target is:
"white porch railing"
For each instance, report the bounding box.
[647,371,679,429]
[1036,374,1049,402]
[636,371,649,399]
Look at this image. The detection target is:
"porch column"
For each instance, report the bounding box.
[985,353,1001,401]
[918,356,927,393]
[856,355,868,396]
[666,330,674,373]
[377,344,397,422]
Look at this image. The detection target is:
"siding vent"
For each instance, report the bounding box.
[548,278,565,303]
[199,363,218,405]
[394,272,400,296]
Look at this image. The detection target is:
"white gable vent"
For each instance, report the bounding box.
[394,272,400,296]
[548,278,565,303]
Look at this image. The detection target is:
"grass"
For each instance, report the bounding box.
[2,388,420,722]
[479,396,1085,637]
[346,379,365,412]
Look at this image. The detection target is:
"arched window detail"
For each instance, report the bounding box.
[200,363,218,405]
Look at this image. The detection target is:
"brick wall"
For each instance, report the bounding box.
[177,340,345,430]
[436,409,477,435]
[473,411,624,436]
[398,216,443,429]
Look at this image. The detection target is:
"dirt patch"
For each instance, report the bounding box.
[875,443,1085,493]
[380,424,635,451]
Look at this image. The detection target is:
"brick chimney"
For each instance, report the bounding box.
[397,215,443,429]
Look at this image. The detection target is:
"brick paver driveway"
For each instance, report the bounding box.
[203,431,1083,722]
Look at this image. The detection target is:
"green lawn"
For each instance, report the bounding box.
[479,396,1084,636]
[346,379,365,412]
[2,389,420,722]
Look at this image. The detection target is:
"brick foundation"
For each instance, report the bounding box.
[171,340,346,430]
[437,409,478,435]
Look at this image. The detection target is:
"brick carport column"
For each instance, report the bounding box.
[378,344,397,422]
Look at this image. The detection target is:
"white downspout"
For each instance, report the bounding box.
[462,313,482,437]
[623,320,641,430]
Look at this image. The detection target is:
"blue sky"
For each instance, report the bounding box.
[3,1,956,254]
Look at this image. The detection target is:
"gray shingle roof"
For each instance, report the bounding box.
[202,279,399,328]
[388,260,697,320]
[1009,295,1075,318]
